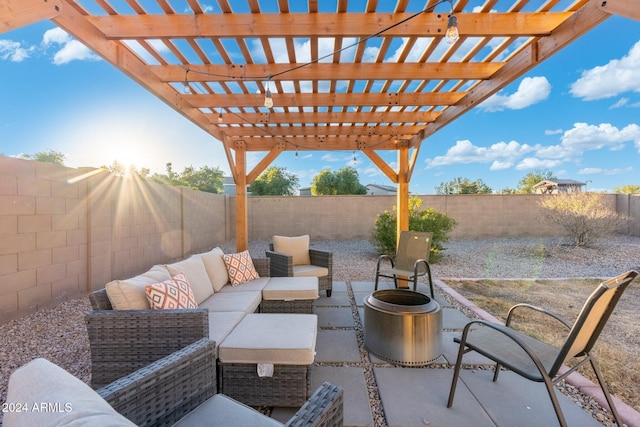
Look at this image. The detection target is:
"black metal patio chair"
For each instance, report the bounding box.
[374,231,434,297]
[447,268,640,427]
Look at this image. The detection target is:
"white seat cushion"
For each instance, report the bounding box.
[219,313,317,365]
[166,255,214,305]
[106,264,171,310]
[4,358,135,427]
[173,394,282,427]
[198,291,262,313]
[207,311,246,356]
[262,277,319,301]
[217,277,270,293]
[293,265,329,278]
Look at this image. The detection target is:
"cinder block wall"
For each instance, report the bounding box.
[1,155,638,322]
[0,156,227,322]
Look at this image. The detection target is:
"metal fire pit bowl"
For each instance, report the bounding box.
[364,289,442,366]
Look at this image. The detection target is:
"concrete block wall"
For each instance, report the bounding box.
[1,155,638,322]
[0,156,227,323]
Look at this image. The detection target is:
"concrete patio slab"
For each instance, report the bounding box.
[316,329,361,363]
[442,306,473,330]
[315,291,351,307]
[311,366,374,427]
[374,366,498,427]
[457,369,603,427]
[315,306,355,328]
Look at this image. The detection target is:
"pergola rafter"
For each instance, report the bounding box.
[4,0,635,250]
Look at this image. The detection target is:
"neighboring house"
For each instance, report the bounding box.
[223,176,236,195]
[532,179,586,194]
[366,184,397,195]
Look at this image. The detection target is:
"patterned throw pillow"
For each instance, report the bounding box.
[145,273,197,310]
[222,250,260,287]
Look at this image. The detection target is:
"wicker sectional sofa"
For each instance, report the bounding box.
[86,247,319,389]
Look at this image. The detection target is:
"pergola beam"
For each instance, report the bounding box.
[88,12,572,38]
[156,62,502,82]
[188,92,464,109]
[0,0,62,34]
[598,0,640,21]
[218,124,424,138]
[210,111,440,125]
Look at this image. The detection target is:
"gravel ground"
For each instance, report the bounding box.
[1,235,639,425]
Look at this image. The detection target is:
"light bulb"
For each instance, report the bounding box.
[445,14,459,44]
[183,81,192,94]
[264,87,273,109]
[218,111,223,122]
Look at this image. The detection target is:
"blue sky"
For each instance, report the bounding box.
[1,7,639,194]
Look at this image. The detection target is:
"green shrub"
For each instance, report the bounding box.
[372,196,457,262]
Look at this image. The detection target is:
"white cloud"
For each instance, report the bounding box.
[515,158,563,170]
[426,139,537,168]
[544,129,563,136]
[480,76,551,112]
[609,98,629,109]
[578,167,633,175]
[425,121,640,172]
[42,28,99,64]
[570,40,640,100]
[0,40,31,62]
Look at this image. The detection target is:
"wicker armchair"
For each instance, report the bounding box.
[86,259,270,388]
[266,236,333,297]
[6,339,344,427]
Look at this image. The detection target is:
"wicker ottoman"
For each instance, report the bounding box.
[261,277,319,313]
[218,313,317,407]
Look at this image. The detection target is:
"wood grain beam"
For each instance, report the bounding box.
[210,111,440,125]
[88,12,572,39]
[1,0,62,33]
[217,124,424,137]
[188,92,464,108]
[236,135,397,151]
[363,149,398,183]
[419,0,610,140]
[154,62,502,82]
[599,0,640,21]
[246,144,285,183]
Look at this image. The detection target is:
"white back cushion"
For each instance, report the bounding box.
[105,264,171,310]
[166,255,214,304]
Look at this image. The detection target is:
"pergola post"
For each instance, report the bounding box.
[397,141,410,245]
[234,141,248,252]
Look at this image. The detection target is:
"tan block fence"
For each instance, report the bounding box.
[1,155,639,322]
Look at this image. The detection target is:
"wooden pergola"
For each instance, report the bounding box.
[3,0,639,251]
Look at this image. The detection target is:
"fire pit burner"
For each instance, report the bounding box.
[364,289,442,366]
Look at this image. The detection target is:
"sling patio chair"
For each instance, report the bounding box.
[374,231,434,297]
[447,268,640,427]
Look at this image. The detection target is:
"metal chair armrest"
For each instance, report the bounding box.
[506,303,572,330]
[375,254,394,272]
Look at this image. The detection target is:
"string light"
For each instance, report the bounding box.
[264,79,274,109]
[445,13,459,44]
[353,151,357,164]
[217,110,223,122]
[183,68,192,94]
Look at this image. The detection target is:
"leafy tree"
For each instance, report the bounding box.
[516,169,555,194]
[249,166,298,196]
[435,177,492,194]
[612,184,640,194]
[19,149,66,165]
[311,166,366,195]
[539,192,630,246]
[152,162,224,193]
[499,187,517,194]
